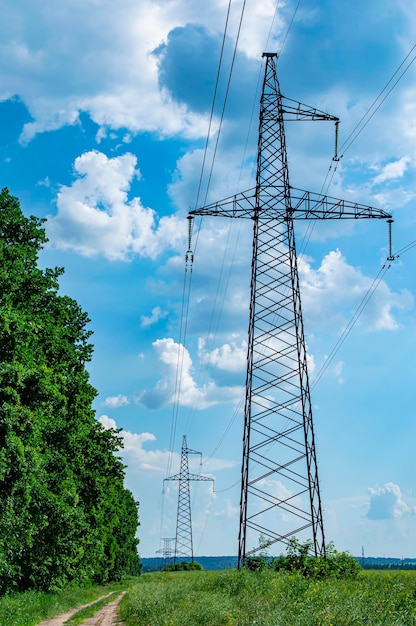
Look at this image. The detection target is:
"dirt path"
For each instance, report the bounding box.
[36,591,125,626]
[78,592,125,625]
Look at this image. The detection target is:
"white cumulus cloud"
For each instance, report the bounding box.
[47,150,186,260]
[198,337,247,372]
[299,249,413,331]
[366,482,416,520]
[99,414,171,471]
[137,337,244,410]
[103,394,130,408]
[372,156,412,185]
[0,0,283,142]
[98,415,235,473]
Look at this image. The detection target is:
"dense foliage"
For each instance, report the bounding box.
[243,538,361,579]
[0,189,140,594]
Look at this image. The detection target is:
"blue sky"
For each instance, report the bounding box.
[2,0,416,559]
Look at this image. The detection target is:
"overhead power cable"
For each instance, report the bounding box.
[201,19,411,502]
[338,43,416,158]
[393,238,416,258]
[301,44,416,259]
[317,43,416,200]
[182,0,251,438]
[165,252,194,480]
[278,0,301,55]
[193,0,233,212]
[165,0,244,479]
[310,263,391,391]
[201,0,248,209]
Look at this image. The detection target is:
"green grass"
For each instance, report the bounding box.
[0,577,138,626]
[119,569,416,626]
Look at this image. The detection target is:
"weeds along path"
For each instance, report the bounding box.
[36,591,125,626]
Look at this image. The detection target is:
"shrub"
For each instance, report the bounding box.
[258,538,361,580]
[163,561,203,572]
[242,556,269,572]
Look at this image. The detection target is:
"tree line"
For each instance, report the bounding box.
[0,188,140,594]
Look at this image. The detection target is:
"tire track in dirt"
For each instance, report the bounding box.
[78,591,125,625]
[36,591,125,626]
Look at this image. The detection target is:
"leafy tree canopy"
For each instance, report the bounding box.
[0,188,140,594]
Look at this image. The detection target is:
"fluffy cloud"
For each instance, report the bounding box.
[199,337,247,372]
[137,337,244,409]
[99,414,173,471]
[366,483,416,520]
[47,150,186,260]
[140,306,168,328]
[299,249,413,331]
[103,394,130,408]
[0,0,282,142]
[99,414,235,473]
[372,156,412,185]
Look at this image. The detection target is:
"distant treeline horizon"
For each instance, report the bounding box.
[140,555,416,572]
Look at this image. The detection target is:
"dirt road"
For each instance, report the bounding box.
[79,592,125,625]
[36,591,125,626]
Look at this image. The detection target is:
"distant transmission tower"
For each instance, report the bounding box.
[156,537,175,569]
[190,53,392,568]
[164,435,214,562]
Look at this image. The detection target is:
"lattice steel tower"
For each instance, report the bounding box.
[156,537,175,569]
[190,53,392,567]
[164,435,214,562]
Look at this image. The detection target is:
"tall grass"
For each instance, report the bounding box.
[0,578,137,626]
[120,569,416,625]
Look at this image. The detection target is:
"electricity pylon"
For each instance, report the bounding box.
[156,537,175,569]
[190,53,392,568]
[164,435,214,562]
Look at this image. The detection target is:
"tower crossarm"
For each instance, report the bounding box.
[189,189,256,219]
[189,187,392,221]
[164,473,214,484]
[163,474,180,484]
[289,187,392,220]
[187,473,214,484]
[280,96,339,122]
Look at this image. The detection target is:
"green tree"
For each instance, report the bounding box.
[0,188,140,593]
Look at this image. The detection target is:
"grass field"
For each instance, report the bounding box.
[2,569,416,625]
[119,569,416,626]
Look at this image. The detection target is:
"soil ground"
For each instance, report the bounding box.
[36,592,125,626]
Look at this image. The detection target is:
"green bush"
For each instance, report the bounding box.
[250,538,362,580]
[163,561,203,571]
[242,556,269,572]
